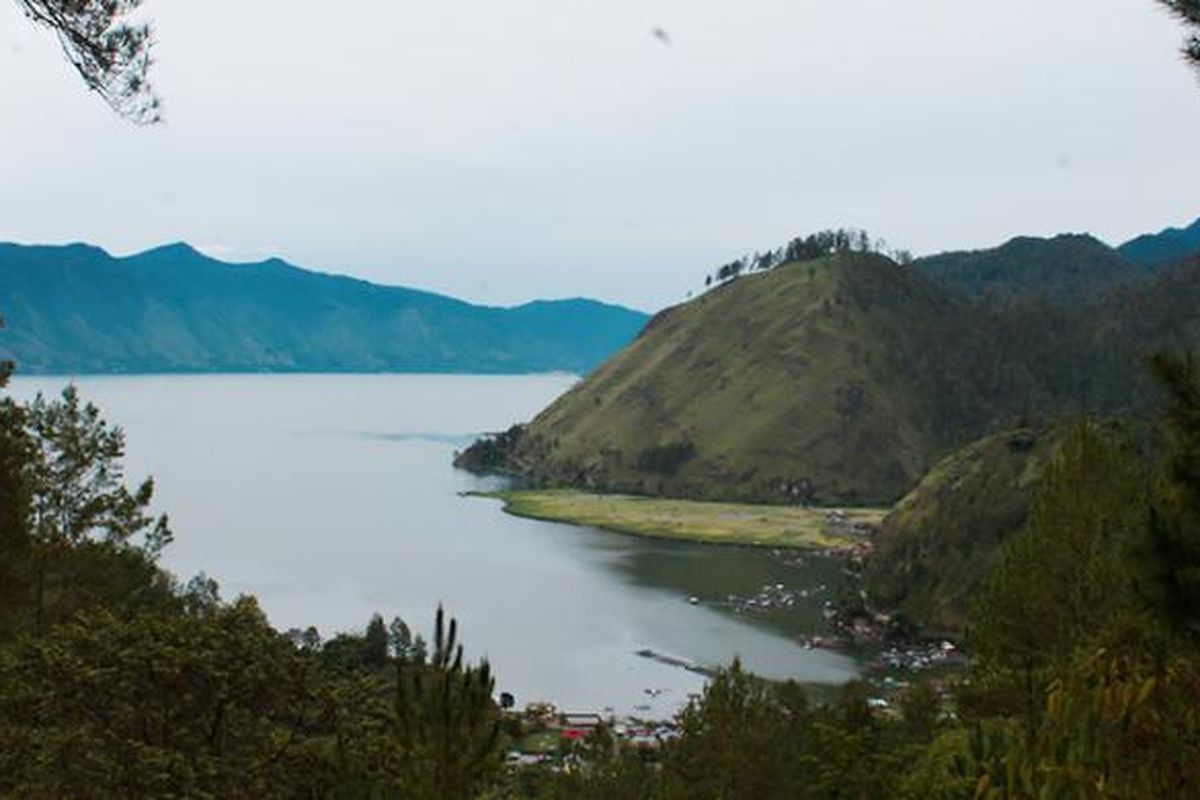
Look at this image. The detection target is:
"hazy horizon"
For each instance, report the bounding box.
[2,0,1198,311]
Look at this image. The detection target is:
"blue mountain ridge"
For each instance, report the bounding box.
[0,242,649,375]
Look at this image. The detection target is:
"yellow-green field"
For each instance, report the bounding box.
[475,490,887,550]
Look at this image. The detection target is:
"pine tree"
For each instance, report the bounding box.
[364,613,389,667]
[389,615,413,661]
[967,422,1145,718]
[0,366,34,638]
[390,606,500,799]
[1144,352,1200,639]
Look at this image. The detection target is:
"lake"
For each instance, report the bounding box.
[9,374,859,717]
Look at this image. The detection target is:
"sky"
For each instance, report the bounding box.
[1,0,1199,312]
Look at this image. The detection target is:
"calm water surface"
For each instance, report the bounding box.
[10,374,858,716]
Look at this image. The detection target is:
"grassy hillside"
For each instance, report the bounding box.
[470,253,996,504]
[864,419,1161,634]
[862,426,1067,633]
[459,247,1200,506]
[0,242,648,374]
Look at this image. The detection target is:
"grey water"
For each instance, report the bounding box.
[9,374,858,717]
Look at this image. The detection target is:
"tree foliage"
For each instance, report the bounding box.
[1160,0,1200,71]
[708,229,908,285]
[0,385,176,637]
[16,0,160,122]
[940,362,1200,798]
[706,228,911,287]
[27,385,171,556]
[5,357,1200,799]
[388,606,502,799]
[0,599,329,798]
[966,424,1146,714]
[1143,352,1200,638]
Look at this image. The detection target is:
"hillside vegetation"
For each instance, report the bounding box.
[6,344,1200,798]
[0,242,648,374]
[460,244,1200,505]
[475,253,979,503]
[862,425,1071,633]
[911,218,1200,298]
[1117,216,1200,267]
[912,234,1144,297]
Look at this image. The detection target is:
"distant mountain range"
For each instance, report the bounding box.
[912,233,1140,297]
[0,242,649,374]
[912,218,1200,297]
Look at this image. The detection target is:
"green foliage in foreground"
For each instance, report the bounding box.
[3,352,1200,798]
[503,357,1200,800]
[0,381,503,798]
[517,666,938,800]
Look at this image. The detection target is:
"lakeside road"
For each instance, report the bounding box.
[470,490,888,550]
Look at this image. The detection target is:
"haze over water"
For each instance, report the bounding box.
[9,374,858,716]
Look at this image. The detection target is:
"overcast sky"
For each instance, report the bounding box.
[2,0,1198,310]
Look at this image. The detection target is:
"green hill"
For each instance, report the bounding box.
[458,246,1200,506]
[862,425,1068,633]
[863,418,1162,634]
[0,242,648,374]
[473,253,978,504]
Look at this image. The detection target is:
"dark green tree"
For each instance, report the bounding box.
[664,659,794,800]
[965,423,1146,730]
[389,615,413,661]
[27,386,171,556]
[364,612,389,667]
[1144,352,1200,639]
[388,606,501,799]
[22,386,173,634]
[0,598,332,798]
[0,369,34,639]
[410,633,427,665]
[897,681,943,744]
